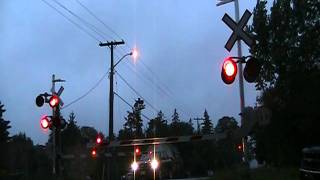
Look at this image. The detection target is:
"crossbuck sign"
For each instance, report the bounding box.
[222,9,254,52]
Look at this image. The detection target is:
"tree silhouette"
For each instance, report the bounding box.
[250,0,320,165]
[201,109,213,135]
[0,102,11,143]
[146,111,168,137]
[0,101,11,175]
[171,108,180,123]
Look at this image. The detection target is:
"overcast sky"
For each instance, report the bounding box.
[1,0,264,144]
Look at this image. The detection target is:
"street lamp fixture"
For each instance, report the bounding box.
[114,52,133,68]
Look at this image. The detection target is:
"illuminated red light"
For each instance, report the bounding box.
[221,57,238,84]
[96,137,102,144]
[91,149,97,157]
[49,95,59,108]
[40,116,50,129]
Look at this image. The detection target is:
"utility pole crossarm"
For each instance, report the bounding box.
[99,40,125,47]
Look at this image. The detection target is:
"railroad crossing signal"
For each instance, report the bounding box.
[40,115,51,129]
[221,56,261,84]
[222,10,253,51]
[221,57,238,84]
[49,95,60,108]
[243,57,261,83]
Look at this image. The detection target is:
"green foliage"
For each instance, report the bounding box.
[169,109,193,136]
[250,0,320,166]
[119,110,144,140]
[215,116,241,167]
[172,108,180,123]
[61,112,82,152]
[146,111,169,137]
[119,99,146,140]
[0,101,11,175]
[0,102,11,144]
[201,109,213,135]
[80,126,98,144]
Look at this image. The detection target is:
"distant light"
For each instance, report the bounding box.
[135,148,140,154]
[150,159,159,170]
[131,161,139,171]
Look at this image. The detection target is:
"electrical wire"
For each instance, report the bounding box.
[72,0,185,115]
[46,0,192,118]
[75,0,123,40]
[51,0,109,40]
[116,72,159,114]
[41,0,101,42]
[114,92,151,121]
[61,72,108,110]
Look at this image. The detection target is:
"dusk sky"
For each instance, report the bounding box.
[0,0,267,144]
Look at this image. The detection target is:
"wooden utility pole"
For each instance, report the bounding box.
[99,40,125,140]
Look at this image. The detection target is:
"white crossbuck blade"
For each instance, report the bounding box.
[216,0,234,6]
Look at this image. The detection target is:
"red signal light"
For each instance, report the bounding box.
[221,57,238,84]
[237,144,243,152]
[49,95,59,108]
[96,136,102,144]
[135,147,141,156]
[40,116,50,129]
[91,149,97,157]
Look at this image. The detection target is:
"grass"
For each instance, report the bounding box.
[210,166,299,180]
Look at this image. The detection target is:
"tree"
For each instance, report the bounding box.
[249,0,320,166]
[169,122,193,137]
[169,109,193,136]
[0,101,11,176]
[0,101,10,144]
[119,99,145,139]
[6,133,34,178]
[201,109,213,135]
[215,116,241,167]
[80,126,98,145]
[215,116,239,135]
[171,109,180,123]
[61,111,82,150]
[146,111,169,137]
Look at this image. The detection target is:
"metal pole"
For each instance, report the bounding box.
[234,0,245,125]
[51,75,56,176]
[234,0,247,162]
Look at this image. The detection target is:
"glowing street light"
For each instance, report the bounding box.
[132,48,139,61]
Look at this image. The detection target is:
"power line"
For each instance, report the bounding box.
[51,0,109,40]
[41,0,100,42]
[114,92,151,121]
[50,0,191,119]
[75,0,123,40]
[114,48,192,119]
[62,72,108,110]
[116,71,159,114]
